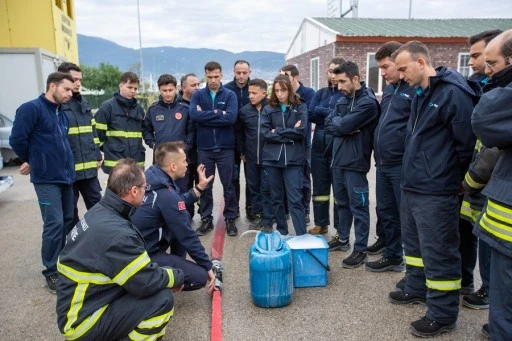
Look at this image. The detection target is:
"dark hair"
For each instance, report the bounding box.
[155,141,186,168]
[329,57,346,66]
[248,78,267,91]
[375,41,402,61]
[333,61,360,79]
[234,60,250,68]
[280,65,299,77]
[107,158,145,197]
[57,62,81,73]
[46,72,74,91]
[205,61,222,72]
[468,29,503,46]
[391,41,431,65]
[180,73,197,87]
[269,74,300,107]
[502,37,512,59]
[120,72,140,84]
[157,74,177,88]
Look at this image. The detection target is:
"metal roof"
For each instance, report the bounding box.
[312,18,512,37]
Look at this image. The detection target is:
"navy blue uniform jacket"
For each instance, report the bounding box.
[131,165,213,271]
[261,103,308,168]
[10,94,75,184]
[373,81,415,166]
[402,66,480,195]
[325,83,380,172]
[308,84,343,128]
[189,85,238,150]
[236,100,267,164]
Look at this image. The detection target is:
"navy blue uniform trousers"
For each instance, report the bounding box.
[266,165,306,235]
[332,169,370,253]
[311,128,338,228]
[198,149,237,220]
[401,190,461,324]
[72,177,102,227]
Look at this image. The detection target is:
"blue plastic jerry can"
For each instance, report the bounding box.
[249,231,293,308]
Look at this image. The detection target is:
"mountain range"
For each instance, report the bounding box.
[78,34,286,81]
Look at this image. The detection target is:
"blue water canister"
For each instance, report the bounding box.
[249,231,293,308]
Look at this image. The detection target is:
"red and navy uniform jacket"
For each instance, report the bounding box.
[142,97,194,153]
[131,165,213,271]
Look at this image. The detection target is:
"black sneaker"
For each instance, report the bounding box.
[328,234,350,251]
[395,276,406,291]
[367,237,386,255]
[246,206,256,221]
[481,323,490,339]
[196,218,214,236]
[462,286,489,309]
[226,219,238,236]
[365,257,405,272]
[388,290,426,305]
[45,274,58,294]
[342,251,367,269]
[409,316,456,337]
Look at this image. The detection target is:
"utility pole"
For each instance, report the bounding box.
[409,0,413,19]
[137,0,145,93]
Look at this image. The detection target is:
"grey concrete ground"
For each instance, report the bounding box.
[0,159,488,341]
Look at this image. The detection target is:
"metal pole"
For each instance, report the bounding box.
[137,0,145,92]
[409,0,413,19]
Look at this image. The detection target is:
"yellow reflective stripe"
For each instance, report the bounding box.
[464,172,485,190]
[68,126,93,135]
[75,161,98,171]
[103,160,144,168]
[460,201,480,223]
[165,268,174,288]
[64,304,108,340]
[58,261,113,284]
[95,122,108,131]
[474,139,482,151]
[488,199,512,218]
[94,137,100,145]
[312,195,330,202]
[138,307,174,329]
[112,252,151,285]
[91,118,96,126]
[405,256,424,267]
[480,211,512,242]
[426,278,461,291]
[106,130,143,138]
[62,283,108,340]
[128,328,167,341]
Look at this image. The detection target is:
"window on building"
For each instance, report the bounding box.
[55,0,63,9]
[458,53,472,79]
[366,53,385,95]
[310,57,319,91]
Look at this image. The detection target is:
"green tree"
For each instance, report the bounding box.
[81,63,122,95]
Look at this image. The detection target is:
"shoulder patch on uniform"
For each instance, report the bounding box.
[178,201,186,211]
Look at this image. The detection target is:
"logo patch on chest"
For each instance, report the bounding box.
[156,115,165,121]
[175,112,182,120]
[178,201,186,210]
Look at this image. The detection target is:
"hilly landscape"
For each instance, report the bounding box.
[78,34,285,81]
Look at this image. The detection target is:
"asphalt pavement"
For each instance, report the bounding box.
[0,159,488,341]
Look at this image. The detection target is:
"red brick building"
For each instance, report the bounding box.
[286,18,512,95]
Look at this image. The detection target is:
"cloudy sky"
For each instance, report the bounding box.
[74,0,512,53]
